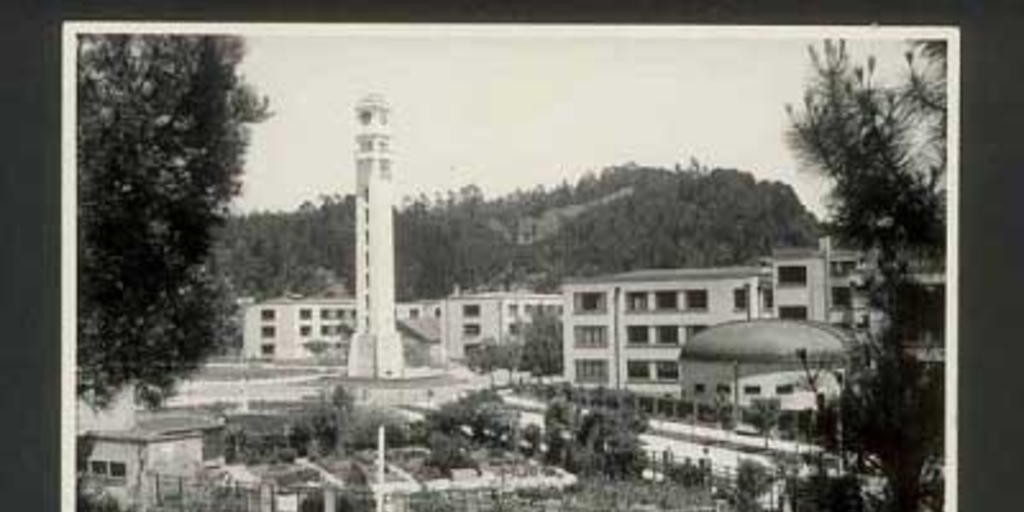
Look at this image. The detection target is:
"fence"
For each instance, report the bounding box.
[144,473,722,512]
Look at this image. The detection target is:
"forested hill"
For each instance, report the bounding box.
[213,165,820,301]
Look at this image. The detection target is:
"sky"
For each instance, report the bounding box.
[235,29,914,219]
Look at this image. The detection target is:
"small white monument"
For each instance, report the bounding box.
[347,94,406,379]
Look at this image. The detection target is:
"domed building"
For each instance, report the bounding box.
[678,319,852,413]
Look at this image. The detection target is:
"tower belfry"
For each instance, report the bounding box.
[348,94,405,379]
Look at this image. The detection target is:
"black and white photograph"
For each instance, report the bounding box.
[64,24,957,512]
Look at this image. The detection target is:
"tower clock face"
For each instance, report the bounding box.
[359,110,373,126]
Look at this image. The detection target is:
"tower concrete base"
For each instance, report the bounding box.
[347,331,406,380]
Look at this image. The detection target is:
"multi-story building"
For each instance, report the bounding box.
[243,290,562,363]
[242,296,357,360]
[769,237,870,330]
[443,291,563,360]
[562,267,772,395]
[561,237,874,401]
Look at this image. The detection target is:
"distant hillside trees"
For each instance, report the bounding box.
[77,34,268,407]
[215,165,819,302]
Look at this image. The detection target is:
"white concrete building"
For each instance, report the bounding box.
[562,267,773,396]
[769,237,871,330]
[678,320,848,412]
[242,296,356,360]
[443,291,563,360]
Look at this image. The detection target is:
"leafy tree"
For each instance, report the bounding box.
[425,432,473,476]
[747,398,782,448]
[735,460,773,512]
[77,34,269,407]
[520,311,563,383]
[542,398,578,467]
[521,423,543,457]
[331,385,356,453]
[787,40,947,512]
[575,408,648,479]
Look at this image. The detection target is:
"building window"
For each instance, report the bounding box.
[778,265,808,286]
[627,361,651,381]
[694,383,706,395]
[575,326,608,348]
[779,306,809,320]
[300,325,312,337]
[463,304,481,318]
[685,325,708,340]
[734,288,749,311]
[462,324,481,337]
[410,308,420,319]
[359,139,373,152]
[575,292,606,313]
[321,325,335,336]
[744,385,762,396]
[109,462,127,479]
[261,326,275,339]
[90,461,109,476]
[261,344,275,356]
[260,309,275,321]
[716,384,731,395]
[763,288,774,309]
[321,309,332,320]
[509,304,519,317]
[380,159,392,179]
[831,287,853,308]
[776,384,795,395]
[656,362,679,381]
[299,309,312,320]
[654,291,678,311]
[435,307,442,318]
[656,325,679,345]
[626,326,649,345]
[509,324,521,336]
[626,292,649,312]
[831,260,857,277]
[684,290,708,311]
[575,360,609,384]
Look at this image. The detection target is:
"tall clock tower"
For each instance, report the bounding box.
[347,94,405,379]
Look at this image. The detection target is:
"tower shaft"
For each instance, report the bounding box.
[349,95,404,379]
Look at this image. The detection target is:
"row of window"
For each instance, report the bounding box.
[86,460,127,480]
[626,360,680,382]
[260,308,355,321]
[261,324,348,339]
[575,360,609,383]
[357,138,391,153]
[623,289,709,312]
[576,288,755,314]
[573,324,709,348]
[461,303,562,318]
[691,383,795,396]
[406,307,443,319]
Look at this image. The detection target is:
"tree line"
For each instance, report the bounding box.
[214,164,821,302]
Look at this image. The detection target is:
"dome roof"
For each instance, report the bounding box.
[680,320,851,364]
